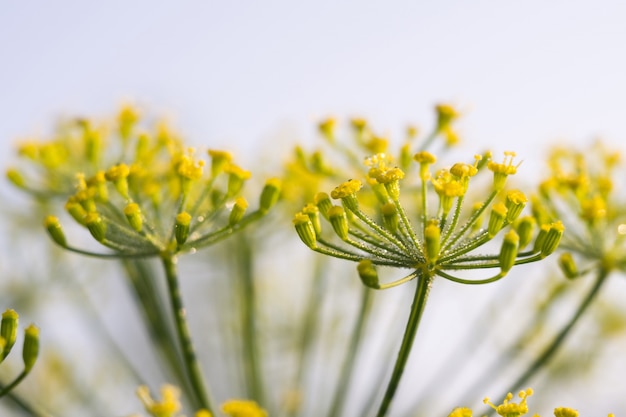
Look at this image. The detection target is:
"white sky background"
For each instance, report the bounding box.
[2,1,626,415]
[2,0,626,171]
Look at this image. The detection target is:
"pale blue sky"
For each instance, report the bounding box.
[2,1,626,172]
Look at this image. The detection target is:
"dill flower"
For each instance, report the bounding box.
[0,310,40,397]
[293,149,560,416]
[16,108,280,259]
[137,385,183,417]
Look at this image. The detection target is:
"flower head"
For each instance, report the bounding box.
[294,144,559,289]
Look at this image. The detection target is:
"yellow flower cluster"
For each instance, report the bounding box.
[15,105,281,258]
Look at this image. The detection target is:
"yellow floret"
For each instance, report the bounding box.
[330,179,363,199]
[221,400,268,417]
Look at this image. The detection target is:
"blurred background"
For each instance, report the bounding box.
[2,1,626,416]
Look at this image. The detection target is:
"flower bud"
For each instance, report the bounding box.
[44,215,66,246]
[515,216,536,249]
[499,229,520,274]
[225,164,251,197]
[376,168,404,200]
[330,179,362,212]
[381,203,399,234]
[328,205,349,241]
[208,149,233,177]
[558,252,579,279]
[124,203,143,232]
[1,309,18,360]
[65,200,88,225]
[318,117,336,142]
[505,190,527,222]
[175,212,192,245]
[414,151,437,181]
[22,324,39,372]
[533,224,551,254]
[487,203,508,238]
[84,212,107,242]
[105,163,130,199]
[540,221,564,258]
[259,178,281,213]
[314,192,332,219]
[302,204,321,236]
[424,221,441,263]
[229,197,248,226]
[357,259,379,289]
[293,213,317,249]
[6,169,25,188]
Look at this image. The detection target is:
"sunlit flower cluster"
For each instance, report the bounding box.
[9,105,280,258]
[294,149,562,289]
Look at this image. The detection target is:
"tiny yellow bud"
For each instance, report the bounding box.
[435,103,459,132]
[357,259,379,289]
[330,179,362,211]
[328,205,349,241]
[195,410,213,417]
[515,216,536,249]
[225,164,251,197]
[87,171,109,203]
[558,252,579,280]
[124,203,143,232]
[221,400,268,417]
[229,197,248,226]
[406,124,419,140]
[554,407,579,417]
[381,202,399,234]
[302,204,321,236]
[6,168,25,188]
[259,178,281,213]
[447,407,473,417]
[314,192,332,219]
[540,221,564,258]
[208,149,233,177]
[499,229,520,274]
[450,162,477,179]
[318,117,336,142]
[65,200,88,225]
[44,215,67,246]
[424,221,441,263]
[488,151,520,191]
[330,179,363,199]
[293,212,317,249]
[175,212,192,245]
[118,104,140,140]
[105,163,131,198]
[533,224,551,254]
[1,309,18,360]
[84,212,107,242]
[505,190,528,222]
[488,202,508,237]
[376,167,404,199]
[22,324,39,372]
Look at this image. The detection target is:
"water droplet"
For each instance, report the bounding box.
[189,248,197,254]
[197,216,205,222]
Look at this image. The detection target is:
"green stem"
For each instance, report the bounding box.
[0,370,29,397]
[287,258,328,417]
[161,253,215,414]
[0,385,54,417]
[375,272,434,417]
[489,267,609,413]
[121,260,189,391]
[236,235,266,406]
[327,286,374,417]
